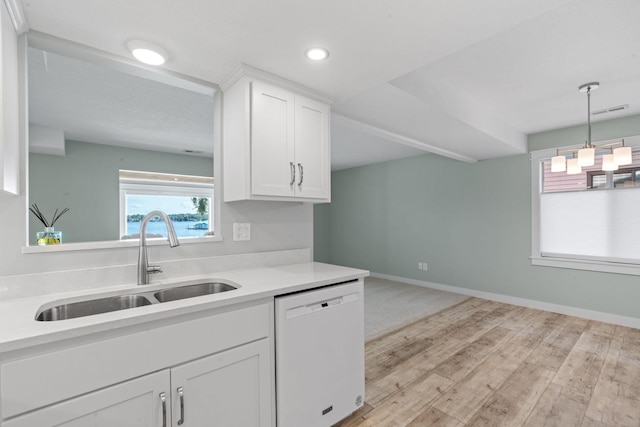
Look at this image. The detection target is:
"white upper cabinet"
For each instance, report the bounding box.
[222,67,331,203]
[250,81,296,198]
[0,0,22,195]
[293,95,331,200]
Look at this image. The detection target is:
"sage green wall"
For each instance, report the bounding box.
[29,140,213,244]
[315,114,640,318]
[529,114,640,151]
[313,202,331,263]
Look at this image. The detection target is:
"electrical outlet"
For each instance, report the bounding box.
[233,223,251,241]
[422,262,428,271]
[418,262,423,270]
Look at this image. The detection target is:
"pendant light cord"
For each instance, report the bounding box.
[587,86,592,147]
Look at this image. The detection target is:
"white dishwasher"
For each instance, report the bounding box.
[275,279,365,427]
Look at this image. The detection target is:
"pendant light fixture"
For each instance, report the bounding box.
[576,82,599,166]
[550,150,566,172]
[549,83,634,175]
[613,141,633,166]
[566,158,582,175]
[602,149,619,171]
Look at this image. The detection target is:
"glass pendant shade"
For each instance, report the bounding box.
[602,153,619,171]
[577,147,595,166]
[613,146,632,166]
[566,158,582,175]
[550,155,566,172]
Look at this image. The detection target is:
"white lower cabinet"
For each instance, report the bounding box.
[171,339,271,426]
[0,301,274,427]
[4,370,170,427]
[5,339,271,427]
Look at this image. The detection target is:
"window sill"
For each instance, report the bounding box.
[531,255,640,276]
[22,235,223,254]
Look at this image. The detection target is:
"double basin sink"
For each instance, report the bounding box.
[36,281,238,322]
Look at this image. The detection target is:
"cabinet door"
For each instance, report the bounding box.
[170,338,272,427]
[294,96,330,200]
[251,81,295,198]
[4,371,170,427]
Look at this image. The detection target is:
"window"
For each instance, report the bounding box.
[119,170,214,240]
[531,135,640,275]
[587,167,640,189]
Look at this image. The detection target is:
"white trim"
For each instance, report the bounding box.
[22,234,223,254]
[27,31,217,96]
[332,114,478,164]
[120,182,213,196]
[3,0,28,34]
[219,63,333,104]
[119,189,127,238]
[531,256,640,276]
[370,272,640,329]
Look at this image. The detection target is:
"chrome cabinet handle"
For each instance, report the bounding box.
[298,163,304,186]
[177,387,185,425]
[289,162,296,186]
[160,392,167,427]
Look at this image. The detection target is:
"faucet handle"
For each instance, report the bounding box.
[147,265,163,275]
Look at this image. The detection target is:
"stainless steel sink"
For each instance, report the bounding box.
[154,282,237,303]
[36,295,152,321]
[35,280,239,321]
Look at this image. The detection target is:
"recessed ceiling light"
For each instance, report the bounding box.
[305,47,329,61]
[127,40,168,66]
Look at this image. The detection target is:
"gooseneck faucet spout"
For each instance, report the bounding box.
[138,210,180,285]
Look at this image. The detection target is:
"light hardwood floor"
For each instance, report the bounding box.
[337,297,640,427]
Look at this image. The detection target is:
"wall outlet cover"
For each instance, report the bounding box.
[233,223,251,241]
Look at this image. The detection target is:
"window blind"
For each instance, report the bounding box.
[540,187,640,263]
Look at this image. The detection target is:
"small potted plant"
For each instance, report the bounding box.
[29,204,70,245]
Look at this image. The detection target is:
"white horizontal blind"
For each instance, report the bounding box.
[540,188,640,263]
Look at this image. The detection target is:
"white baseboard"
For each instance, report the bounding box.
[370,272,640,329]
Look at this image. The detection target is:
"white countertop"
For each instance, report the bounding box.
[0,262,368,354]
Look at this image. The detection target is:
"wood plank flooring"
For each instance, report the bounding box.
[336,297,640,427]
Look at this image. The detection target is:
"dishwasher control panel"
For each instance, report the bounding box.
[285,290,360,319]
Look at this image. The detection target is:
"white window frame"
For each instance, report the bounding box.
[530,134,640,276]
[119,173,214,240]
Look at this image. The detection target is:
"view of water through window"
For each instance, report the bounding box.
[125,195,211,238]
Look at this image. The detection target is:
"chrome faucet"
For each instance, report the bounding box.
[138,210,180,285]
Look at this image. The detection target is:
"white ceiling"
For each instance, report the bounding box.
[17,0,640,170]
[28,47,215,157]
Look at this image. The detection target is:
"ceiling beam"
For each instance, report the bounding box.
[332,114,478,164]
